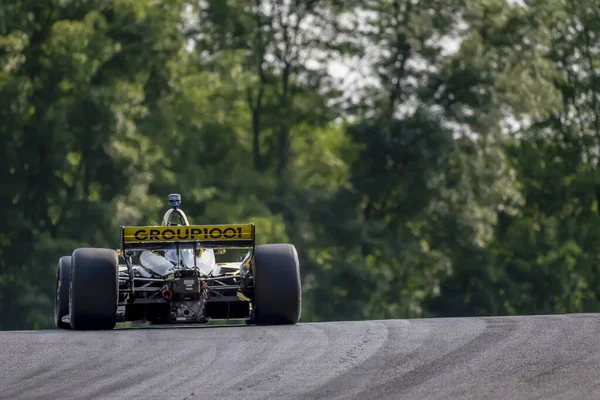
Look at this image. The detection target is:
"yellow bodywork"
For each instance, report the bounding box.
[122,224,253,244]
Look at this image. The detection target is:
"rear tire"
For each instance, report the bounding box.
[252,244,301,325]
[69,248,118,330]
[54,256,72,329]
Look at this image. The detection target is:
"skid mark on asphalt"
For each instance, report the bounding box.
[6,315,600,400]
[229,320,390,400]
[377,318,518,399]
[306,317,534,400]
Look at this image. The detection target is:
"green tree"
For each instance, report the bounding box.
[0,0,186,329]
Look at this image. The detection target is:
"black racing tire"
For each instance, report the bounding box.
[69,248,118,330]
[54,256,72,329]
[252,244,301,325]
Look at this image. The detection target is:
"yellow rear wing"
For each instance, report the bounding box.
[120,223,255,251]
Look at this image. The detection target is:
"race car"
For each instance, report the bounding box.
[54,194,301,330]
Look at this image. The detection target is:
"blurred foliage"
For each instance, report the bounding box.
[1,0,600,329]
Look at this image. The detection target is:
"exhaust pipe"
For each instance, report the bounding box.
[162,289,173,300]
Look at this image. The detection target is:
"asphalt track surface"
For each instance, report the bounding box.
[2,314,600,399]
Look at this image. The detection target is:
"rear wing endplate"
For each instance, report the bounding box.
[120,223,255,252]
